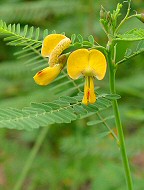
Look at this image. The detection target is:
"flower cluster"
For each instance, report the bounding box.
[34,34,107,105]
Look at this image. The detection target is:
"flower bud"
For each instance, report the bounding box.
[100,6,106,19]
[106,11,111,22]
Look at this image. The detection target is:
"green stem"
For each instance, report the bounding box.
[96,113,119,142]
[116,49,144,65]
[115,2,131,33]
[13,126,49,190]
[108,42,133,190]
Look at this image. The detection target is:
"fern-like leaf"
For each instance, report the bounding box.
[0,20,42,49]
[116,28,144,41]
[0,93,118,130]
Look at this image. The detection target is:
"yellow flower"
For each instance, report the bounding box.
[34,34,71,86]
[67,49,107,105]
[41,34,71,67]
[34,63,63,86]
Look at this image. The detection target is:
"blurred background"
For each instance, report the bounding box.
[0,0,144,189]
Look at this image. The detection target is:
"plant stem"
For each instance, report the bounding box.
[115,2,131,33]
[116,49,144,65]
[13,126,49,190]
[96,113,119,142]
[107,42,133,190]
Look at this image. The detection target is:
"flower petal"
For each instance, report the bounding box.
[82,77,89,105]
[89,77,96,104]
[41,34,66,57]
[67,49,89,79]
[89,49,107,80]
[82,76,96,105]
[33,65,61,86]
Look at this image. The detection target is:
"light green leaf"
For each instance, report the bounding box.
[88,35,95,46]
[87,115,114,126]
[116,29,144,41]
[125,48,133,57]
[77,34,83,44]
[43,29,48,38]
[35,27,40,40]
[0,93,113,130]
[103,94,121,100]
[71,34,76,44]
[0,20,42,49]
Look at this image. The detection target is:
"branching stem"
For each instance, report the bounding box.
[96,113,119,142]
[115,2,131,33]
[116,49,144,65]
[107,40,133,190]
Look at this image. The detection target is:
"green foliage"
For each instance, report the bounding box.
[100,3,123,34]
[116,28,144,41]
[0,20,42,48]
[0,0,144,189]
[87,115,114,126]
[71,34,76,44]
[0,20,101,71]
[88,35,95,46]
[116,41,144,65]
[0,93,117,130]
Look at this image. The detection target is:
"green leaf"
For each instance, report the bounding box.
[103,94,121,100]
[73,105,87,115]
[116,29,144,41]
[16,23,20,34]
[88,35,95,46]
[60,96,77,103]
[116,41,144,65]
[87,115,114,126]
[29,26,34,38]
[43,29,48,38]
[52,30,56,34]
[8,24,11,31]
[77,34,83,44]
[12,24,15,33]
[23,25,28,37]
[35,27,40,40]
[71,34,76,44]
[0,20,42,49]
[96,131,111,138]
[125,48,132,57]
[0,93,113,130]
[82,104,98,112]
[61,32,65,35]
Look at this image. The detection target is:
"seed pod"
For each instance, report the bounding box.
[49,37,71,66]
[106,11,111,22]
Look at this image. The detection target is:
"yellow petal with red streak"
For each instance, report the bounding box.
[89,77,96,104]
[33,65,61,86]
